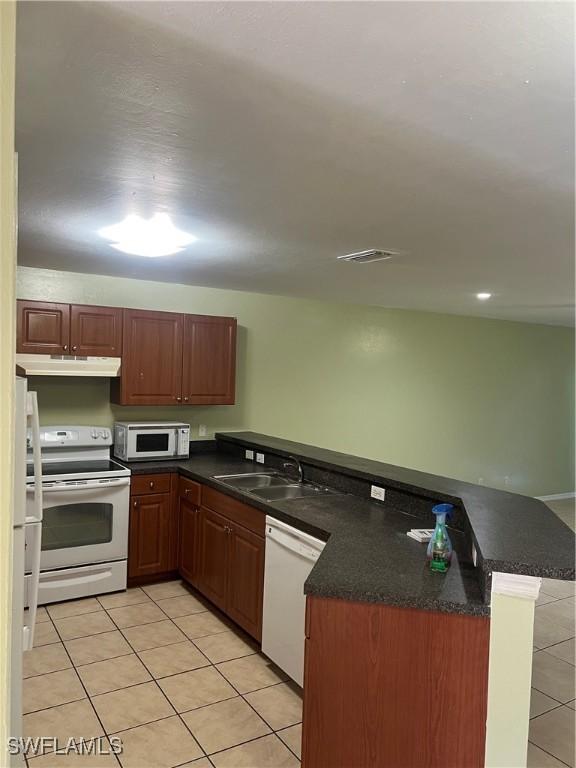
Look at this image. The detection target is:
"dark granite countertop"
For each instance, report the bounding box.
[215,432,576,584]
[119,451,487,616]
[119,430,574,617]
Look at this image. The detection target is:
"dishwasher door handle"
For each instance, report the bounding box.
[266,526,323,562]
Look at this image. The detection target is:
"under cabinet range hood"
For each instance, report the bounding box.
[15,354,121,377]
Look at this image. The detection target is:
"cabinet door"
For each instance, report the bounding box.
[182,315,237,405]
[128,492,172,578]
[179,496,199,586]
[226,523,264,641]
[118,309,183,405]
[17,300,70,354]
[70,304,122,356]
[197,506,229,611]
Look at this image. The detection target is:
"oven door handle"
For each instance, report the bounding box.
[28,477,131,494]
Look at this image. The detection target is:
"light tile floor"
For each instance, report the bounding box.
[528,500,576,768]
[23,582,301,768]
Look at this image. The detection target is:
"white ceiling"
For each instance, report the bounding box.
[16,1,575,325]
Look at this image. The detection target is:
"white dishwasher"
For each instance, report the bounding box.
[262,516,326,687]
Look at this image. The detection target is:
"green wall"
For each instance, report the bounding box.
[17,266,575,496]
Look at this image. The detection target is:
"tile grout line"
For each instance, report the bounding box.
[117,591,301,760]
[100,600,212,763]
[28,584,302,765]
[145,587,303,759]
[275,725,302,761]
[26,611,122,767]
[528,739,573,768]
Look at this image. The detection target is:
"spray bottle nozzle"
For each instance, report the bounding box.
[432,503,453,519]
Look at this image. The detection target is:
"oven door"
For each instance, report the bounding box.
[25,477,130,572]
[126,428,176,459]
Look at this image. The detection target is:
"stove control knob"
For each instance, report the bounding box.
[91,430,97,439]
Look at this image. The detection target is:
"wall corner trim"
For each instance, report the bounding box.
[491,571,541,601]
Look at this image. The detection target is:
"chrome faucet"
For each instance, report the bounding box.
[282,455,303,483]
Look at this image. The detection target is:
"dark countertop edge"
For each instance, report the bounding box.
[214,432,576,583]
[120,455,489,617]
[302,586,490,617]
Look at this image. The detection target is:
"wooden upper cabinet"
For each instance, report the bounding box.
[182,315,237,405]
[70,305,122,357]
[17,300,70,354]
[18,299,238,408]
[114,309,183,406]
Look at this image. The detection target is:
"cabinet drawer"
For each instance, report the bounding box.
[201,486,265,536]
[131,474,172,496]
[179,477,201,505]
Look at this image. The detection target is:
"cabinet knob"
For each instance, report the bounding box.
[72,345,77,351]
[184,397,189,402]
[149,481,154,489]
[133,500,138,507]
[184,488,189,495]
[176,396,182,402]
[63,344,68,351]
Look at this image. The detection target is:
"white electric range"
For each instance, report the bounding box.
[26,426,131,605]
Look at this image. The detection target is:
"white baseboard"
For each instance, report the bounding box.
[537,492,576,502]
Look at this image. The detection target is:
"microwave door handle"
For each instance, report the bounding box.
[24,522,42,650]
[27,391,43,523]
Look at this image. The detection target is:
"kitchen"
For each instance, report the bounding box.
[1,2,575,768]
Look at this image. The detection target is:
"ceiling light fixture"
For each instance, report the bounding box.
[98,214,197,257]
[476,292,492,301]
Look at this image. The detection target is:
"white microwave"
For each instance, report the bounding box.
[113,422,190,461]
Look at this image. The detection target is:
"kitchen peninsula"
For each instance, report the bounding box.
[120,430,575,768]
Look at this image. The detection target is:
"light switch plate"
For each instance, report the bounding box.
[256,452,265,464]
[245,449,254,460]
[198,425,208,437]
[370,485,386,502]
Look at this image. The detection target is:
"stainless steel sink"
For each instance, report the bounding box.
[213,472,293,489]
[212,472,339,501]
[249,484,339,501]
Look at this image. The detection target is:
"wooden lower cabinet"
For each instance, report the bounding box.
[227,523,264,640]
[179,498,199,586]
[179,483,265,642]
[302,596,490,768]
[197,506,229,612]
[128,474,178,582]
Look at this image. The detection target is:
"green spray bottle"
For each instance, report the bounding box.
[427,503,454,573]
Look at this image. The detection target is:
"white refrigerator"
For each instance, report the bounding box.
[10,377,43,760]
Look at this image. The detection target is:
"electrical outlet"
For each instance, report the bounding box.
[256,452,265,464]
[198,425,208,437]
[370,485,386,502]
[245,449,254,460]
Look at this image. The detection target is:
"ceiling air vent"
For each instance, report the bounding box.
[337,249,399,264]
